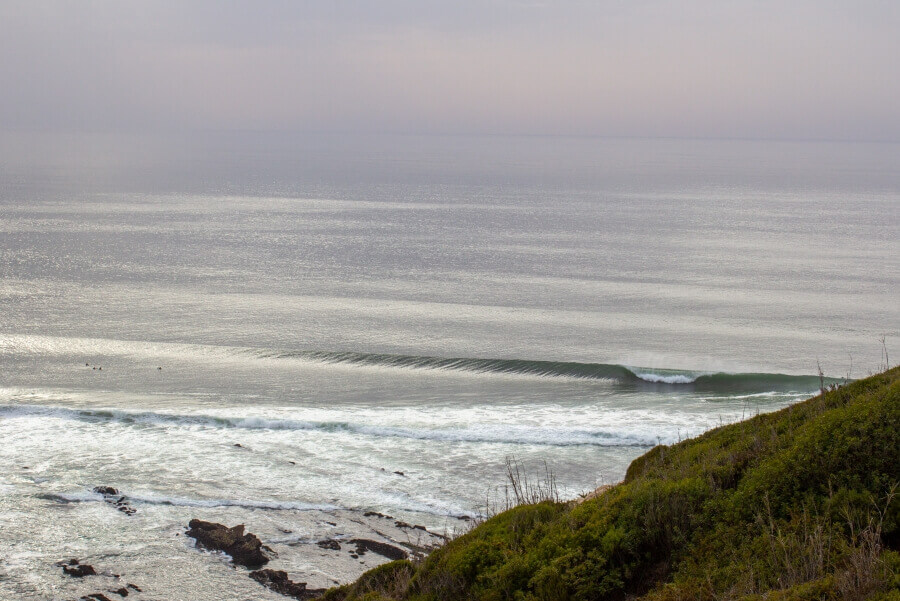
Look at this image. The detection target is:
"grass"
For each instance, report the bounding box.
[320,366,900,601]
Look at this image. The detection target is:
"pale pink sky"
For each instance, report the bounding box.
[1,0,898,140]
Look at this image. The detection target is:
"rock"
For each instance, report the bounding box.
[249,569,325,600]
[112,588,129,597]
[393,471,405,476]
[93,487,136,516]
[126,583,141,592]
[186,519,269,568]
[316,539,341,551]
[349,539,408,561]
[363,511,393,519]
[62,560,97,577]
[81,594,112,601]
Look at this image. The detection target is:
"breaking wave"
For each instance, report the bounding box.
[265,350,834,392]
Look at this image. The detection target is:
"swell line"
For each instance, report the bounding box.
[0,333,837,391]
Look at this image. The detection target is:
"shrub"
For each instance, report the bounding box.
[321,367,900,601]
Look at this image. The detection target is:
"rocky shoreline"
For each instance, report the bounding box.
[57,557,142,601]
[45,486,448,601]
[186,519,325,599]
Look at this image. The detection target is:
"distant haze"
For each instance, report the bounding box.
[1,0,899,140]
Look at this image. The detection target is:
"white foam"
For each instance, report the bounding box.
[634,372,699,384]
[44,491,338,512]
[1,404,658,447]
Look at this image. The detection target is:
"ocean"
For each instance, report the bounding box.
[1,133,898,600]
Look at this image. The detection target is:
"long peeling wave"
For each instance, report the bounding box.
[0,333,838,392]
[262,349,837,392]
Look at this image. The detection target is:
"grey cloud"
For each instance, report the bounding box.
[1,0,898,139]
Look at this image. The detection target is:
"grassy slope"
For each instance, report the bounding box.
[323,367,900,601]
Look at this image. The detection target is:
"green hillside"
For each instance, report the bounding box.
[322,366,900,601]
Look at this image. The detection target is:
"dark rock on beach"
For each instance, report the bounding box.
[62,559,97,577]
[81,594,112,601]
[93,486,136,516]
[316,539,341,551]
[64,564,97,577]
[186,519,269,568]
[349,539,408,561]
[249,569,325,600]
[112,587,129,597]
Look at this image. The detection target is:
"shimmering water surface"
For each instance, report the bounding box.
[1,134,898,600]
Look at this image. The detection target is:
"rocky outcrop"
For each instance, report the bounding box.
[92,487,136,516]
[185,519,269,568]
[61,559,96,577]
[349,539,408,561]
[249,569,325,600]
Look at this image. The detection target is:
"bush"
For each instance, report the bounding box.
[322,367,900,601]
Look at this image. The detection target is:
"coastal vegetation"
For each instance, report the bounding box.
[321,366,900,601]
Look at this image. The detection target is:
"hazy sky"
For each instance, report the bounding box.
[1,0,899,140]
